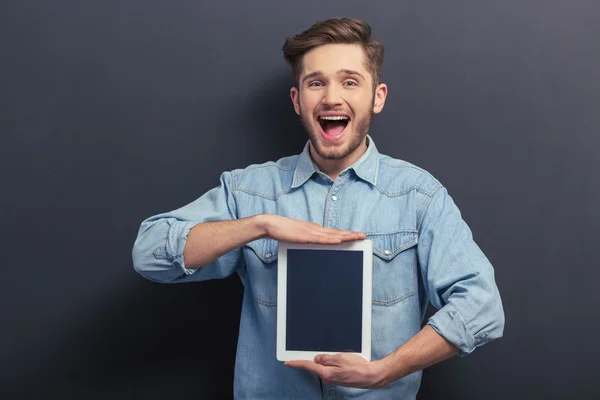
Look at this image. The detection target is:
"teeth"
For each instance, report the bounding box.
[319,116,349,121]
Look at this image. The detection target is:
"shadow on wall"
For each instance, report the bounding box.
[3,73,316,400]
[220,69,309,164]
[8,271,243,400]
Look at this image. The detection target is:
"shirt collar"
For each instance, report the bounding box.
[291,134,379,188]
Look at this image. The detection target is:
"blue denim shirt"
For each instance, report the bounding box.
[132,136,504,399]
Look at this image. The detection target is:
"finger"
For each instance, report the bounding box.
[304,227,365,243]
[337,230,367,238]
[284,360,311,368]
[319,237,343,244]
[331,228,365,235]
[332,231,360,237]
[307,235,342,244]
[284,360,328,377]
[309,225,351,234]
[317,229,365,239]
[338,234,366,243]
[315,233,345,241]
[336,234,366,242]
[314,236,362,245]
[315,354,342,366]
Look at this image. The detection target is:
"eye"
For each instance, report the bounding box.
[344,81,358,87]
[309,81,324,87]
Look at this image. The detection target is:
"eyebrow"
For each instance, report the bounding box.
[301,69,366,84]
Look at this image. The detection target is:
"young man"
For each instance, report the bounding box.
[132,18,504,399]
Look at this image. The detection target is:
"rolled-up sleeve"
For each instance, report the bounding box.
[132,171,244,283]
[417,186,505,356]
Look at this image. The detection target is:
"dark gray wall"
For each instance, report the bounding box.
[1,0,599,398]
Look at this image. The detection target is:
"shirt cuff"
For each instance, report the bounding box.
[427,305,475,357]
[165,220,199,276]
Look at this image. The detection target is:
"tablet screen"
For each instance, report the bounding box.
[285,249,363,352]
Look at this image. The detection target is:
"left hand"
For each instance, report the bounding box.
[284,353,389,389]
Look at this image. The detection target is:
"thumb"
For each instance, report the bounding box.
[314,354,340,366]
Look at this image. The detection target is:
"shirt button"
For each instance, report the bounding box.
[331,195,338,201]
[265,253,272,258]
[384,250,391,256]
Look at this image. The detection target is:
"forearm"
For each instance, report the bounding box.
[374,325,459,386]
[183,214,267,269]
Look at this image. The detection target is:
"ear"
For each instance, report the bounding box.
[373,83,388,115]
[290,87,300,116]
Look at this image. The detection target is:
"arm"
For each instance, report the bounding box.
[132,171,366,283]
[374,186,503,383]
[418,186,505,357]
[371,325,459,386]
[285,325,458,388]
[182,216,266,269]
[183,214,366,269]
[286,186,504,387]
[132,171,244,283]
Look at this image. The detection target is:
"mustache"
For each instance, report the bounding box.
[313,106,352,116]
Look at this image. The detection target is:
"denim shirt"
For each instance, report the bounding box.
[132,136,504,399]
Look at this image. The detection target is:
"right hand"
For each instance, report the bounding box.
[259,214,366,244]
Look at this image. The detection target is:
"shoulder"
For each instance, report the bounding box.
[228,155,299,200]
[376,153,442,198]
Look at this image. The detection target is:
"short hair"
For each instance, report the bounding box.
[282,18,384,88]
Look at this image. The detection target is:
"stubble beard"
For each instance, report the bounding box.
[298,102,374,161]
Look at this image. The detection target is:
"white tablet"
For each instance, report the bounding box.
[276,240,373,362]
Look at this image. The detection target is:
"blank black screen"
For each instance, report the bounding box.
[285,249,363,352]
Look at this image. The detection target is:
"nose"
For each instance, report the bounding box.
[321,85,343,106]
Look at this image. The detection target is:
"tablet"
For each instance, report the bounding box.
[276,240,373,362]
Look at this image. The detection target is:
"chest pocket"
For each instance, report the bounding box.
[368,231,419,306]
[243,231,419,308]
[244,238,279,307]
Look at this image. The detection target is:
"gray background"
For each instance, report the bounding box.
[1,0,599,398]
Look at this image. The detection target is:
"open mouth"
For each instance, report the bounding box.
[317,115,350,141]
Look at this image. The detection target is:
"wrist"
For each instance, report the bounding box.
[252,214,271,239]
[372,349,413,388]
[370,358,393,388]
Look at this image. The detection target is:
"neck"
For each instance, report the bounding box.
[309,137,369,181]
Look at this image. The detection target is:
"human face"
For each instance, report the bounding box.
[290,44,387,166]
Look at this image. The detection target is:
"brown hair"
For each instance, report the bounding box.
[282,18,384,88]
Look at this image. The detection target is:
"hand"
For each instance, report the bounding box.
[284,353,389,389]
[260,215,366,244]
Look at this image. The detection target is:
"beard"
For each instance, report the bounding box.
[299,99,374,160]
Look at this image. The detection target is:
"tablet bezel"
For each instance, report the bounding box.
[276,240,373,362]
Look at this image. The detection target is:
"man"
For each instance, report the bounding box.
[132,18,504,399]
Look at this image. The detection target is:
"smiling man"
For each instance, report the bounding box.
[132,18,504,399]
